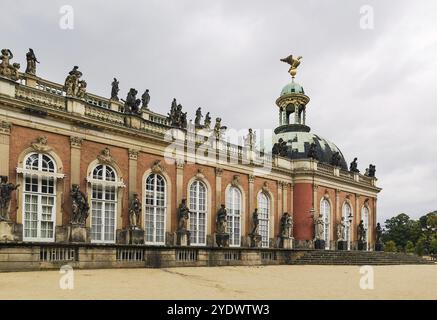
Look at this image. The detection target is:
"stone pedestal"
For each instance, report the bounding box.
[249,233,262,248]
[280,237,294,249]
[337,240,348,251]
[314,239,326,250]
[375,242,384,251]
[176,229,190,246]
[0,220,17,242]
[129,228,145,245]
[358,241,367,251]
[68,224,89,243]
[215,233,229,247]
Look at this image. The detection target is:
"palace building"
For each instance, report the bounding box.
[0,49,381,270]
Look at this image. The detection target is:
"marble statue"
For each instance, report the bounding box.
[376,222,383,243]
[216,204,227,234]
[129,193,142,229]
[177,199,190,231]
[315,214,325,240]
[0,176,19,221]
[280,212,293,238]
[244,128,256,150]
[337,217,346,241]
[204,112,211,129]
[70,184,89,225]
[251,208,259,235]
[358,220,366,242]
[64,66,85,97]
[194,107,203,127]
[123,88,141,114]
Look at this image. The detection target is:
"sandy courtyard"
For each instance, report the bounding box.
[0,265,436,300]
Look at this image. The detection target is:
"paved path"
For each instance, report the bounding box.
[0,265,436,299]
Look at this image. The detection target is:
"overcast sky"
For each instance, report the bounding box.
[2,0,437,222]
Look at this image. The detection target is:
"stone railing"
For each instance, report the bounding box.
[15,83,66,111]
[84,104,125,126]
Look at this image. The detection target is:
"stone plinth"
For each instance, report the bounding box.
[68,224,89,243]
[375,242,384,251]
[249,233,262,248]
[176,229,190,246]
[358,241,367,251]
[337,240,348,251]
[279,237,294,249]
[314,239,326,250]
[0,220,16,242]
[215,233,229,248]
[130,228,145,245]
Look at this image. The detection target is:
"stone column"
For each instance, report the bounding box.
[335,189,341,246]
[354,194,360,245]
[0,121,11,177]
[277,181,283,236]
[128,149,139,196]
[70,137,83,185]
[294,104,299,124]
[215,168,223,208]
[289,183,294,214]
[248,175,255,215]
[176,160,184,208]
[282,182,288,213]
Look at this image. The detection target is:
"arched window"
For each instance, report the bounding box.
[22,153,57,242]
[145,173,166,245]
[362,206,369,250]
[342,202,352,250]
[90,164,118,243]
[257,192,270,248]
[189,180,207,246]
[226,186,242,246]
[320,199,330,249]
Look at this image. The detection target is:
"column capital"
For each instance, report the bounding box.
[248,174,255,183]
[176,159,185,169]
[215,167,223,177]
[0,121,11,135]
[70,136,83,148]
[128,149,139,160]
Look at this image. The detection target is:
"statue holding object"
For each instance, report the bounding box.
[70,184,89,225]
[0,176,20,221]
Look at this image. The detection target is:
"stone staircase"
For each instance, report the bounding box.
[291,250,435,265]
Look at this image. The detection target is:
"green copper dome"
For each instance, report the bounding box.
[280,81,305,96]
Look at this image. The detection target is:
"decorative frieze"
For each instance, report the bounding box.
[151,160,164,174]
[231,175,240,187]
[30,136,52,153]
[97,147,114,165]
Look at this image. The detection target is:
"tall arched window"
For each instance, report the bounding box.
[320,199,330,249]
[189,180,207,246]
[342,202,352,250]
[22,153,57,242]
[145,173,166,245]
[90,164,118,243]
[362,206,369,250]
[257,192,270,248]
[226,186,242,247]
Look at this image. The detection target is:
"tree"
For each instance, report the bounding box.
[430,238,437,254]
[382,213,421,250]
[405,241,415,254]
[415,238,425,256]
[384,240,397,252]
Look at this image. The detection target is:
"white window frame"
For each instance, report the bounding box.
[189,180,207,246]
[21,153,57,242]
[226,186,242,247]
[89,164,119,244]
[144,173,167,245]
[320,199,331,250]
[257,192,270,248]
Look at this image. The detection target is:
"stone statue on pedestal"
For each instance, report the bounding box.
[307,142,318,160]
[177,199,190,231]
[337,218,345,241]
[315,214,324,240]
[280,212,293,238]
[358,220,366,242]
[0,176,19,221]
[194,107,203,127]
[110,78,120,101]
[216,204,227,234]
[376,222,382,243]
[123,88,141,114]
[204,112,211,129]
[0,49,20,81]
[129,193,142,229]
[64,66,86,98]
[70,184,89,225]
[251,209,259,235]
[349,157,359,173]
[25,48,39,75]
[141,89,150,110]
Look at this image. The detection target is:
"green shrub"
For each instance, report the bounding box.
[405,241,415,254]
[430,238,437,254]
[415,239,425,256]
[384,240,397,252]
